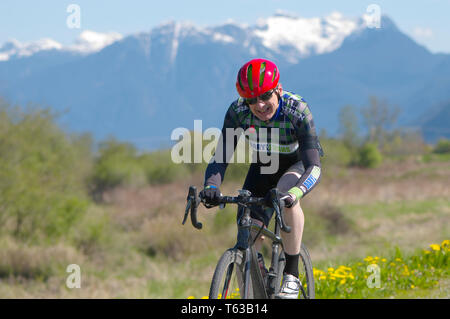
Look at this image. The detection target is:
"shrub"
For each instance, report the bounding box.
[320,138,353,168]
[0,236,83,280]
[356,143,383,168]
[139,151,190,185]
[67,205,112,255]
[0,99,92,241]
[91,138,147,195]
[433,138,450,154]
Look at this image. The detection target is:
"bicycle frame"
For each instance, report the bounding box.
[232,193,285,299]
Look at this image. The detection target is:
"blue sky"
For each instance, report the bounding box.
[1,0,449,53]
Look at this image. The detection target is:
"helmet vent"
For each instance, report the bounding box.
[238,69,245,91]
[259,62,266,87]
[247,64,253,91]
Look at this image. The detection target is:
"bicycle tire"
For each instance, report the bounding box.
[298,243,315,299]
[276,244,315,299]
[209,248,247,299]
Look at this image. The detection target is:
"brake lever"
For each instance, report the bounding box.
[270,188,291,233]
[182,199,191,225]
[189,186,202,229]
[182,186,202,229]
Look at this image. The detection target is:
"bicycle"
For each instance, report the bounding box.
[182,186,315,299]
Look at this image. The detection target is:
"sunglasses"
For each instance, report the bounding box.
[245,88,277,105]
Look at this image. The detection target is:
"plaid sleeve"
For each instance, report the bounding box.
[285,96,324,156]
[204,102,242,187]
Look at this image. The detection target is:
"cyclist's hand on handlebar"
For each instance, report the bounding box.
[200,185,222,208]
[265,191,297,208]
[279,191,297,208]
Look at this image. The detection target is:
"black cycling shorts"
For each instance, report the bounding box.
[237,160,305,226]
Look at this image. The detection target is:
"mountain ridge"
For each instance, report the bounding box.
[0,13,448,149]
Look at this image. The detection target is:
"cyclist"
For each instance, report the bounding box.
[200,58,323,299]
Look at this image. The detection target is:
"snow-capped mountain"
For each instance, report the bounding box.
[0,38,63,61]
[253,11,362,62]
[1,12,365,63]
[68,30,123,54]
[0,30,123,61]
[0,13,449,148]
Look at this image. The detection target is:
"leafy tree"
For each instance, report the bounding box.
[0,98,92,240]
[90,137,146,199]
[338,104,361,150]
[361,96,401,147]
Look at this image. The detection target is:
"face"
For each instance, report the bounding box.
[247,84,283,121]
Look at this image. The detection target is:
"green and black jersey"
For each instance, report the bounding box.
[205,90,324,199]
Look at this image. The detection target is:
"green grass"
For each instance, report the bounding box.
[422,153,450,163]
[342,198,450,220]
[185,240,449,299]
[313,240,449,299]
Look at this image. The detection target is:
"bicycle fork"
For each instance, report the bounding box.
[236,206,268,299]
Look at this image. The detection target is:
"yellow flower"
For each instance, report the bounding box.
[327,267,335,272]
[313,268,325,277]
[441,239,450,248]
[339,279,346,285]
[187,296,195,299]
[364,256,373,262]
[395,258,402,262]
[381,258,387,262]
[430,244,440,251]
[401,265,410,276]
[201,296,209,299]
[389,262,396,267]
[423,250,431,255]
[338,265,352,271]
[319,275,327,280]
[410,285,415,289]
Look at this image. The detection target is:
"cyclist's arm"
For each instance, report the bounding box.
[287,148,321,199]
[287,101,324,199]
[204,106,241,188]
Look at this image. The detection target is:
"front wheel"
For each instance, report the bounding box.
[276,243,315,299]
[209,249,247,299]
[298,243,315,299]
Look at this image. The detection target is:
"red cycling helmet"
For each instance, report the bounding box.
[236,58,280,98]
